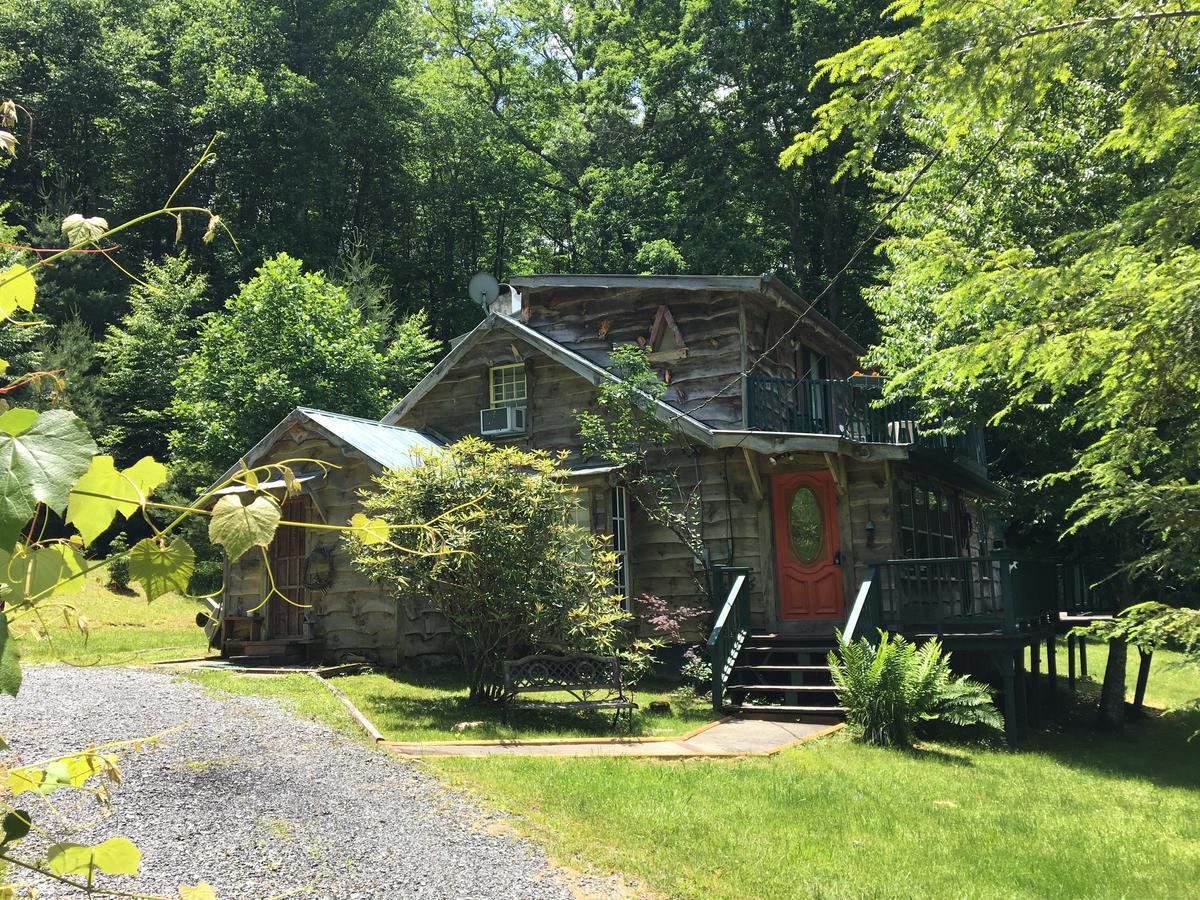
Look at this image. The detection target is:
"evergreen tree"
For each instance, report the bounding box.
[27,313,103,437]
[97,254,206,466]
[384,309,441,404]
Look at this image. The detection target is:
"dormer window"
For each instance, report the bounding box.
[481,364,527,436]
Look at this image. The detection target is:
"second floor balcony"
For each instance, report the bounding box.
[745,375,987,475]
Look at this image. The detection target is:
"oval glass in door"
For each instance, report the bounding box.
[788,487,823,563]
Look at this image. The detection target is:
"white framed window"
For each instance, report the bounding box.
[569,488,593,563]
[611,485,631,609]
[489,364,527,408]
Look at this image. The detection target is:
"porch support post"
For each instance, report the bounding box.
[1067,633,1076,691]
[742,448,764,501]
[1013,648,1028,742]
[1133,649,1153,714]
[1028,640,1042,727]
[998,652,1017,748]
[1045,633,1058,718]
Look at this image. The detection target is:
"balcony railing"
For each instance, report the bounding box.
[868,556,1116,634]
[745,376,987,473]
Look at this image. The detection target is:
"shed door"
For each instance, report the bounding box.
[268,497,308,639]
[772,472,844,619]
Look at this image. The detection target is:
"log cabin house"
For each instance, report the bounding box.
[213,274,1114,744]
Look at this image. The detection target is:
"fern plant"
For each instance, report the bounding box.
[829,630,1003,747]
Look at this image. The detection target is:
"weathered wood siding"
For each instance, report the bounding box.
[738,292,860,383]
[519,286,746,428]
[222,424,455,667]
[395,329,598,466]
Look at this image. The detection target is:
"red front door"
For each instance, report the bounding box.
[772,471,844,619]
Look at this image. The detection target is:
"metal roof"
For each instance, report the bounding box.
[296,408,442,471]
[212,473,323,496]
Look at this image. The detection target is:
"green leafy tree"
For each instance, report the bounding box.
[782,0,1200,728]
[97,254,206,466]
[577,344,708,590]
[351,438,649,702]
[782,0,1200,585]
[169,253,389,484]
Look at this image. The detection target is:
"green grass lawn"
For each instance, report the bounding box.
[1050,636,1198,709]
[12,571,210,665]
[331,670,713,741]
[432,665,1200,899]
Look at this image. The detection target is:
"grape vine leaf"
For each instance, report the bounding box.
[1,809,31,844]
[178,883,217,900]
[0,544,86,606]
[47,837,140,877]
[0,409,37,437]
[349,512,390,545]
[0,409,96,549]
[0,612,19,697]
[128,537,195,602]
[208,494,281,561]
[0,264,36,317]
[9,751,116,795]
[66,455,168,545]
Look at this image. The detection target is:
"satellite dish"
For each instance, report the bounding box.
[468,271,500,309]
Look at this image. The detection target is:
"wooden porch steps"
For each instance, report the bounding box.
[224,638,311,666]
[719,634,846,724]
[725,684,836,693]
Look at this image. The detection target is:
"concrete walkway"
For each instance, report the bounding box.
[383,718,842,758]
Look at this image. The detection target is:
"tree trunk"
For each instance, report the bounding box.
[1097,637,1127,732]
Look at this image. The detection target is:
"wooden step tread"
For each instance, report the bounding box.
[725,704,847,714]
[750,633,838,640]
[727,684,838,693]
[734,664,830,672]
[741,645,836,654]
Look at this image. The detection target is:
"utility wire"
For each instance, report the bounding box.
[670,148,944,424]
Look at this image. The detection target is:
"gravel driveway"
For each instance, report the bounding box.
[0,666,618,899]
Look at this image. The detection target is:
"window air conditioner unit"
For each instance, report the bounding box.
[480,405,526,436]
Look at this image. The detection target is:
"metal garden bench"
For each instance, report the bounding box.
[502,653,637,728]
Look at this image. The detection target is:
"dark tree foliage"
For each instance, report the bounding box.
[0,0,889,344]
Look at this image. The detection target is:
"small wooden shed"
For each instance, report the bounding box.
[213,407,456,667]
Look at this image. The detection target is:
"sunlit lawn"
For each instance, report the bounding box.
[13,571,210,665]
[432,657,1200,899]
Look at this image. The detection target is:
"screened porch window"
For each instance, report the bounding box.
[897,480,962,559]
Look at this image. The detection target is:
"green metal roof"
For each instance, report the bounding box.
[295,408,442,471]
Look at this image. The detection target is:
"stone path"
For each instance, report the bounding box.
[383,717,840,758]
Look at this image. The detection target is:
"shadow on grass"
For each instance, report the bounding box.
[349,670,710,740]
[1021,683,1200,791]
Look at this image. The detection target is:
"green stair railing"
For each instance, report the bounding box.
[706,565,752,713]
[842,565,881,644]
